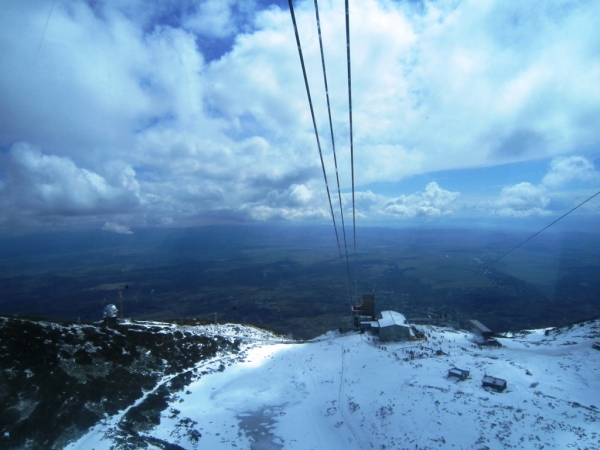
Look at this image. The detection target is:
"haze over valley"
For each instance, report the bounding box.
[1,225,598,339]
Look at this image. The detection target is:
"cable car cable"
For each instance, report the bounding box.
[345,0,358,303]
[288,0,351,303]
[463,188,600,283]
[313,0,353,302]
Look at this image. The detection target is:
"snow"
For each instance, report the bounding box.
[378,310,410,329]
[68,321,600,449]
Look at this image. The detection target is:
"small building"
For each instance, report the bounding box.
[377,311,415,342]
[470,319,494,340]
[482,375,507,392]
[448,367,470,381]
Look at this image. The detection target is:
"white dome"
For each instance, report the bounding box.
[103,304,118,318]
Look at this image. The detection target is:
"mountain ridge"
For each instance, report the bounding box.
[1,314,599,449]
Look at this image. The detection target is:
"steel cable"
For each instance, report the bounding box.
[463,188,600,283]
[313,0,353,304]
[288,0,350,302]
[345,0,358,303]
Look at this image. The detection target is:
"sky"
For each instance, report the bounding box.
[1,0,599,234]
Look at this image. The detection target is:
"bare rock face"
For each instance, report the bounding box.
[0,316,242,449]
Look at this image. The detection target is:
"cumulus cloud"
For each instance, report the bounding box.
[182,0,243,38]
[541,156,598,188]
[0,142,139,218]
[495,182,550,217]
[101,221,133,235]
[0,0,599,230]
[264,184,314,208]
[382,182,459,218]
[494,156,598,217]
[342,190,380,216]
[241,183,329,221]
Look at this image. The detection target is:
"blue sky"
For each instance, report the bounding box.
[0,0,599,233]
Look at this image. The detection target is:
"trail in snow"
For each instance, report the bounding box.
[337,343,365,450]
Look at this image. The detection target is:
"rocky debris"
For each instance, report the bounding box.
[0,316,256,449]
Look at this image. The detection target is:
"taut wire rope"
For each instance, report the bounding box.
[345,0,358,303]
[313,0,353,303]
[463,188,600,283]
[288,0,352,304]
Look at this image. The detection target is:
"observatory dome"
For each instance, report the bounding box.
[103,304,118,319]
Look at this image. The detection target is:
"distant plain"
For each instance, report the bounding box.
[0,225,598,339]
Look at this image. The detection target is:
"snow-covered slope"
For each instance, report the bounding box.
[69,320,600,450]
[0,316,290,449]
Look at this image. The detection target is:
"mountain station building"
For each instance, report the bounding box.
[365,310,415,342]
[470,319,494,340]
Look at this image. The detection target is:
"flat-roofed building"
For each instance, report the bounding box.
[482,375,507,392]
[448,367,470,381]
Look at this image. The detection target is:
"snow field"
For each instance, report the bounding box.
[71,321,600,449]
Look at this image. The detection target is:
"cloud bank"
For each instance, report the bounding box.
[102,221,134,235]
[0,0,599,230]
[0,143,139,218]
[495,156,600,217]
[382,182,459,218]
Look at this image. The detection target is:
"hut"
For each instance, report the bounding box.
[482,375,507,392]
[448,367,470,381]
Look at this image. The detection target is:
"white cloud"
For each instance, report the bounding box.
[382,182,459,218]
[244,205,328,222]
[262,184,310,208]
[541,156,598,188]
[493,155,599,217]
[101,221,133,234]
[241,183,329,221]
[183,0,237,38]
[341,190,380,214]
[495,182,550,217]
[200,0,600,187]
[0,0,599,230]
[1,142,139,217]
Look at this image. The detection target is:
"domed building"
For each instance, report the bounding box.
[103,304,118,325]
